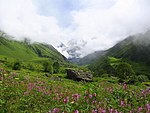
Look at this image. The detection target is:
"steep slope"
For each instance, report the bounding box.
[0,32,66,62]
[107,31,150,63]
[76,51,106,65]
[87,30,150,76]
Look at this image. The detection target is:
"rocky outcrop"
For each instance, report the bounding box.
[66,69,93,82]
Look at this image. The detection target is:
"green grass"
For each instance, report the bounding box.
[0,37,65,63]
[0,64,150,113]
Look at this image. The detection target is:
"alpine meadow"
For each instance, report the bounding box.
[0,0,150,113]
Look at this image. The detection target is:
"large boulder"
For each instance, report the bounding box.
[66,69,93,82]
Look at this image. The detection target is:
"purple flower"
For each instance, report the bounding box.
[121,100,125,107]
[89,94,93,99]
[123,84,127,90]
[109,109,113,113]
[53,108,60,113]
[146,104,150,111]
[72,94,80,101]
[92,109,97,113]
[75,110,79,113]
[64,97,69,104]
[138,107,142,112]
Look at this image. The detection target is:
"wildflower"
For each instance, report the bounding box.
[115,110,118,113]
[24,91,28,95]
[93,93,96,97]
[121,100,125,107]
[102,110,106,113]
[75,110,79,113]
[146,104,150,111]
[92,100,97,104]
[109,109,113,113]
[89,94,93,99]
[138,107,142,112]
[123,83,127,90]
[92,109,97,113]
[64,97,69,104]
[99,108,106,113]
[71,101,74,104]
[53,108,60,113]
[72,94,80,101]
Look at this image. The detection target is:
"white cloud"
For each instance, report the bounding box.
[68,0,150,57]
[0,0,150,58]
[0,0,65,45]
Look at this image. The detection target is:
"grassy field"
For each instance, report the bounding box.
[0,63,150,113]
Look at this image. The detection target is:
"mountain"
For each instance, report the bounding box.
[81,30,150,76]
[71,50,106,65]
[0,31,66,63]
[106,31,150,63]
[57,39,87,58]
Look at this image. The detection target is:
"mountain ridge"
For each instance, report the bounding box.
[0,31,67,63]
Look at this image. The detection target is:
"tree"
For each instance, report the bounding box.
[53,62,60,74]
[114,62,135,81]
[23,37,31,45]
[43,62,53,74]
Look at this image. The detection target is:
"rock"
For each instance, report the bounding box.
[50,76,62,81]
[66,69,93,82]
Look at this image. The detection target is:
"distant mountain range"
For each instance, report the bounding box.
[1,30,150,77]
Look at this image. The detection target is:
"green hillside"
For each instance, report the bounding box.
[85,31,150,78]
[0,32,66,63]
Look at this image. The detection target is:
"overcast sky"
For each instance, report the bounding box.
[0,0,150,58]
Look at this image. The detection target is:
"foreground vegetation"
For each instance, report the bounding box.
[0,63,150,113]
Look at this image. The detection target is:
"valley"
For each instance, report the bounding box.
[0,31,150,113]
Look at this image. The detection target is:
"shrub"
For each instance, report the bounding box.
[53,62,60,74]
[137,75,149,82]
[43,62,53,74]
[13,61,21,70]
[114,62,135,81]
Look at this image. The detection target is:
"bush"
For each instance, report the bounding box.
[13,61,21,70]
[53,62,60,74]
[43,62,53,74]
[137,75,149,82]
[114,62,135,81]
[59,67,66,74]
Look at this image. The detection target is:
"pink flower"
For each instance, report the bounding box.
[109,109,113,113]
[138,107,142,112]
[123,83,127,90]
[93,93,96,97]
[64,97,69,104]
[121,100,125,107]
[99,108,106,113]
[23,91,28,95]
[92,109,97,113]
[53,108,60,113]
[75,110,79,113]
[89,94,93,99]
[72,94,80,101]
[146,104,150,111]
[115,110,118,113]
[92,100,97,104]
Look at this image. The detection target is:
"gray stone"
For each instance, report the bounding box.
[66,69,93,82]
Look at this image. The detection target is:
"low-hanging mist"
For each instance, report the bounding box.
[0,0,150,58]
